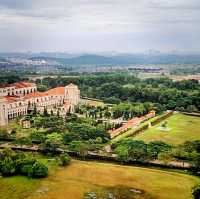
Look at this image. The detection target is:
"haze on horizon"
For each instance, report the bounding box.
[0,0,200,54]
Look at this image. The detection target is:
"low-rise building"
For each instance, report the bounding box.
[0,82,80,126]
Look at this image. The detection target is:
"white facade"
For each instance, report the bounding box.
[0,82,80,126]
[0,82,37,97]
[0,98,8,126]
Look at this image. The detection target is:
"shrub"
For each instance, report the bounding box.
[0,157,16,176]
[59,154,71,166]
[20,164,33,177]
[192,185,200,199]
[32,162,48,178]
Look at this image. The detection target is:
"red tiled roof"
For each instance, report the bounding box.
[0,82,36,89]
[24,87,65,99]
[12,82,36,89]
[45,87,65,95]
[24,92,47,99]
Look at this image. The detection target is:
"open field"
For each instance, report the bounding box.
[133,113,200,145]
[81,98,105,107]
[0,160,199,199]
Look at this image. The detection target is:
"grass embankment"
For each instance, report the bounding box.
[134,113,200,145]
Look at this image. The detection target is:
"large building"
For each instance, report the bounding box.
[0,82,80,126]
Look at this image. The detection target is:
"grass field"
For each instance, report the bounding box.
[0,176,40,199]
[82,98,105,107]
[0,160,199,199]
[29,160,199,199]
[133,113,200,145]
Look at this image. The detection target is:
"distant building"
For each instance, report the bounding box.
[0,82,80,126]
[170,75,200,83]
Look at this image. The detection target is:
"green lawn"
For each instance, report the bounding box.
[7,120,46,138]
[0,176,40,199]
[133,113,200,145]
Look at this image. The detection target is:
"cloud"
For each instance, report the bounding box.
[0,0,199,52]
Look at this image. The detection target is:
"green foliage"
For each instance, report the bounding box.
[14,137,32,146]
[0,129,15,140]
[29,131,46,144]
[58,153,71,166]
[42,132,63,154]
[68,141,90,157]
[147,141,172,159]
[32,162,48,178]
[0,149,48,178]
[66,123,110,143]
[1,157,16,176]
[115,139,148,162]
[192,185,200,199]
[37,84,48,92]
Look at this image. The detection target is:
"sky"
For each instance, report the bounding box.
[0,0,200,53]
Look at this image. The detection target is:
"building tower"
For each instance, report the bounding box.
[0,97,8,126]
[65,83,80,106]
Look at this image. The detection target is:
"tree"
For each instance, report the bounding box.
[42,133,63,154]
[43,107,49,117]
[0,157,16,176]
[57,110,60,117]
[33,104,37,115]
[15,137,32,146]
[32,162,48,178]
[158,151,174,165]
[192,185,200,199]
[68,141,90,158]
[29,131,46,144]
[186,105,198,113]
[147,141,172,159]
[37,84,48,92]
[115,145,129,162]
[104,110,111,119]
[115,139,148,162]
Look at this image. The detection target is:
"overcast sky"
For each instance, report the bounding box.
[0,0,200,53]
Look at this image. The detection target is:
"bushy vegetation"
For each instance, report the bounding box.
[58,153,71,166]
[0,129,16,141]
[36,74,200,112]
[114,139,171,162]
[192,185,200,199]
[0,149,48,178]
[114,138,200,173]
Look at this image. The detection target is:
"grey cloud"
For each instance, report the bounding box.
[0,0,33,9]
[0,0,199,52]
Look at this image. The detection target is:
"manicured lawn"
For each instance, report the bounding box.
[133,113,200,145]
[28,160,199,199]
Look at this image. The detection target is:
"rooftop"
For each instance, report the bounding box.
[0,82,36,89]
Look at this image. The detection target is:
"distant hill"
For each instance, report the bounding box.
[32,54,200,65]
[4,53,200,65]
